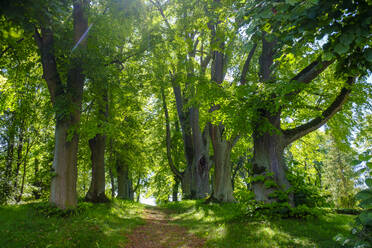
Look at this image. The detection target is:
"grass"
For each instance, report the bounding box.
[161,200,355,248]
[0,199,355,248]
[0,199,144,248]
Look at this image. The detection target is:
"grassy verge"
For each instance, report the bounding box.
[0,200,144,248]
[161,200,355,248]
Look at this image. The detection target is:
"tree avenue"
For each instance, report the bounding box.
[0,0,371,225]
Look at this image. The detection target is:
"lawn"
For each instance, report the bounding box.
[162,200,355,248]
[0,200,355,248]
[0,200,144,248]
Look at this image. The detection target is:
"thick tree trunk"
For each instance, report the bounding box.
[116,159,132,200]
[178,119,210,200]
[190,108,211,199]
[251,111,293,205]
[210,124,234,202]
[50,121,80,208]
[171,84,211,199]
[85,134,108,202]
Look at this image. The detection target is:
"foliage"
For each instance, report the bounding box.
[334,152,372,247]
[287,164,330,208]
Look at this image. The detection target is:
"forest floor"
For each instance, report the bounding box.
[0,199,355,248]
[126,206,205,248]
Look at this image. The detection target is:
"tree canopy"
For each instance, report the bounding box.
[0,1,371,229]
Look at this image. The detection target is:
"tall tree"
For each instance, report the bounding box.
[150,0,212,199]
[232,0,372,204]
[33,0,89,209]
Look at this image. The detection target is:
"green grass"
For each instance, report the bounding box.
[161,200,355,248]
[0,199,144,248]
[0,200,356,247]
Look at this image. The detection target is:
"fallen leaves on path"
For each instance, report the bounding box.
[126,207,205,248]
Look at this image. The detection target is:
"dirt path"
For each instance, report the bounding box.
[126,206,205,248]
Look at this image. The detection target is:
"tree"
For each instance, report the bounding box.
[33,0,89,209]
[323,135,359,208]
[229,0,372,204]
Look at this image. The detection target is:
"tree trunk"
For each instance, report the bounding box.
[136,189,140,202]
[14,127,24,189]
[172,177,179,202]
[210,124,235,202]
[171,84,211,199]
[85,134,108,202]
[16,154,27,203]
[32,158,41,199]
[129,179,134,201]
[50,121,80,208]
[251,111,293,205]
[190,107,211,199]
[116,159,131,200]
[178,115,210,200]
[5,118,15,186]
[109,166,115,198]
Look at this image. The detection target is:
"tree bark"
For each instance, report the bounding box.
[109,166,115,198]
[171,83,211,199]
[172,176,180,202]
[251,125,292,204]
[190,108,211,199]
[85,85,109,203]
[116,158,132,200]
[85,134,108,202]
[209,124,235,202]
[50,121,79,208]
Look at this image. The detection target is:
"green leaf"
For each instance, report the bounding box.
[286,0,299,6]
[356,189,372,201]
[364,49,372,62]
[360,198,372,209]
[334,43,349,55]
[340,31,354,46]
[367,162,372,170]
[359,153,372,162]
[359,211,372,226]
[351,159,361,166]
[366,178,372,188]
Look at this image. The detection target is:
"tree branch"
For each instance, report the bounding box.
[240,43,257,85]
[34,27,63,105]
[149,0,173,31]
[285,58,334,99]
[230,134,240,148]
[283,77,355,145]
[201,54,211,72]
[161,87,183,180]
